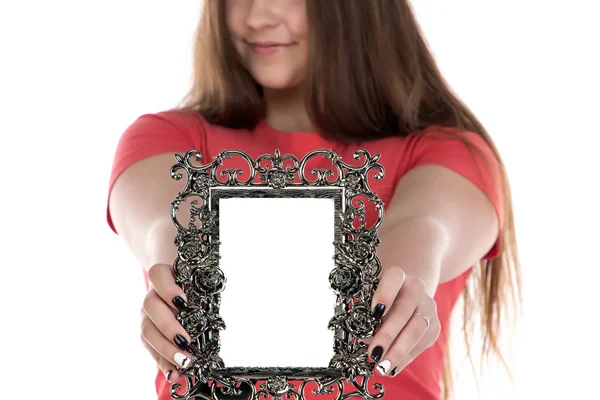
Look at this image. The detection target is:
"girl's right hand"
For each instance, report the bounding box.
[141,263,193,383]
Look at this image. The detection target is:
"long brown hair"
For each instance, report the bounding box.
[173,1,522,398]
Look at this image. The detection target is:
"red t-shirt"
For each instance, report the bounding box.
[106,110,503,400]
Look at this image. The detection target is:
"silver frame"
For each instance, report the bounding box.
[168,149,388,400]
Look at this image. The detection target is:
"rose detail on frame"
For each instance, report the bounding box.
[330,264,363,297]
[193,266,226,296]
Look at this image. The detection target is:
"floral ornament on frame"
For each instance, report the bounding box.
[167,148,389,400]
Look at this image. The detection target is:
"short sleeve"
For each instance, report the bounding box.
[402,129,504,260]
[105,111,205,235]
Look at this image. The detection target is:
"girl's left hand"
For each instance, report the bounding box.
[363,265,441,377]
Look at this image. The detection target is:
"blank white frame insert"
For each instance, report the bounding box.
[217,197,337,368]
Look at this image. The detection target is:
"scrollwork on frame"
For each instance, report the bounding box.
[168,148,388,400]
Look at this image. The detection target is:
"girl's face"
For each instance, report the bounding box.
[225,0,308,91]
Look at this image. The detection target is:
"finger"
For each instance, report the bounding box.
[141,332,181,383]
[367,276,425,367]
[148,263,189,312]
[143,288,193,352]
[374,301,435,376]
[391,304,441,375]
[370,265,406,319]
[140,312,194,371]
[391,330,438,376]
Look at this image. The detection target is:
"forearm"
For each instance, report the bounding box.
[375,217,450,297]
[145,218,180,272]
[115,215,179,273]
[109,153,189,272]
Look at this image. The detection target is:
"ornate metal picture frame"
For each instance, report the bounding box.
[168,149,388,400]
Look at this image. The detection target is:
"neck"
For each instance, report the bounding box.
[263,85,314,132]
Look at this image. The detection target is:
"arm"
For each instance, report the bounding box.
[108,152,191,272]
[376,163,500,297]
[106,112,205,383]
[365,131,503,377]
[106,111,203,271]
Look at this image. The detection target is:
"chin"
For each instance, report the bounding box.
[251,69,302,91]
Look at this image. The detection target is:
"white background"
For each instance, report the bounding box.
[1,1,599,399]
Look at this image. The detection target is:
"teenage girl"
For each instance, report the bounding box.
[106,1,521,399]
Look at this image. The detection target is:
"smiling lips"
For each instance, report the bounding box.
[248,41,292,56]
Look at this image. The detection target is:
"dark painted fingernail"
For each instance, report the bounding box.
[172,296,188,310]
[371,345,383,363]
[390,367,397,376]
[373,303,385,319]
[174,334,190,351]
[166,370,173,381]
